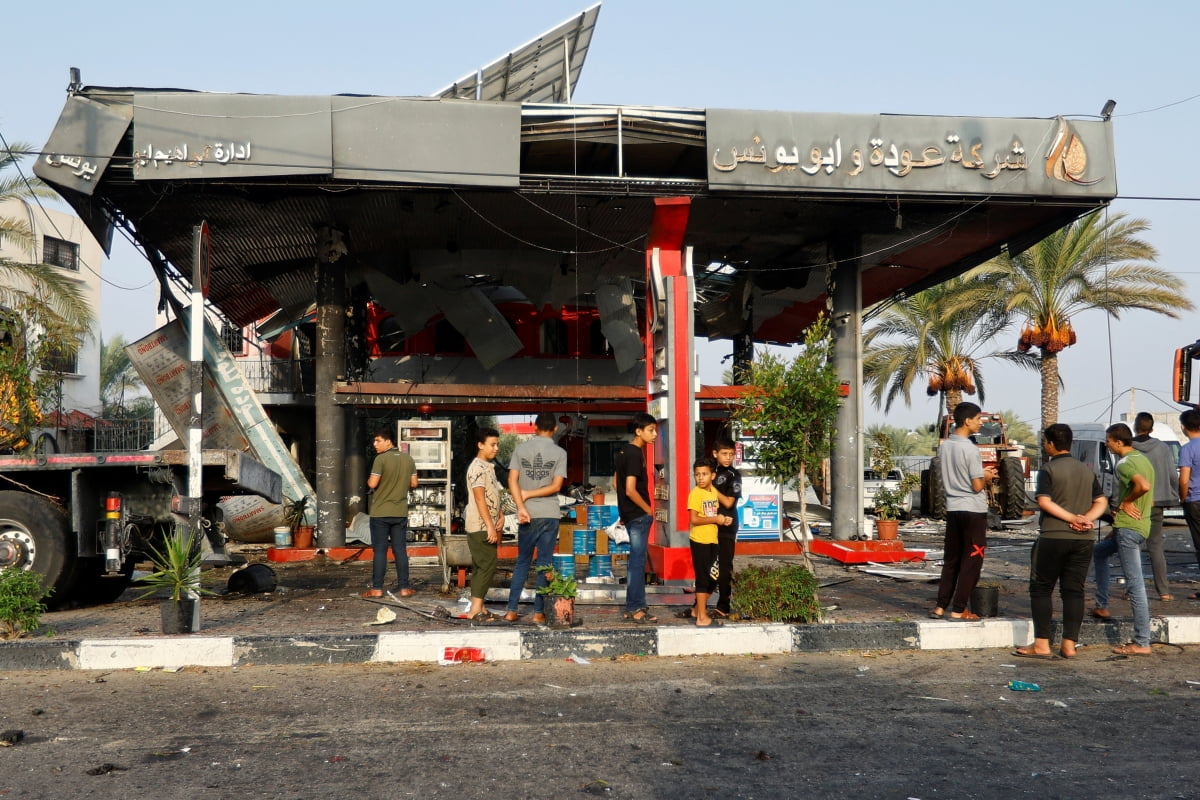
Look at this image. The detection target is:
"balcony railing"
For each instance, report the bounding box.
[236,357,314,395]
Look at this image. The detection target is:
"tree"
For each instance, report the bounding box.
[0,142,92,332]
[0,142,95,449]
[99,334,150,416]
[971,211,1192,430]
[863,274,1038,421]
[864,424,937,458]
[733,315,841,552]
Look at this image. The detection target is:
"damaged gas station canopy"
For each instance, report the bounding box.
[33,5,1116,356]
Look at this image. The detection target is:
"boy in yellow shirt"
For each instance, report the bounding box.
[687,457,732,627]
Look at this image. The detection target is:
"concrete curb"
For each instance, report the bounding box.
[3,615,1195,670]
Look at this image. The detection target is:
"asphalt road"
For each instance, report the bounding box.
[1,647,1198,799]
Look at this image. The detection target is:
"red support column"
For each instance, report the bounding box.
[643,198,695,577]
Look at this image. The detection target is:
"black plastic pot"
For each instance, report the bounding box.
[969,585,1000,617]
[160,597,200,634]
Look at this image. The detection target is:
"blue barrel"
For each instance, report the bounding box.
[572,528,596,555]
[587,505,618,528]
[552,553,576,578]
[589,554,612,578]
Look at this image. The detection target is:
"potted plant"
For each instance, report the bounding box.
[536,566,578,628]
[872,484,910,540]
[282,496,315,548]
[138,527,212,634]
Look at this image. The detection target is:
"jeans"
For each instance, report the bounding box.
[507,518,558,614]
[369,516,409,590]
[1094,527,1152,647]
[624,513,653,612]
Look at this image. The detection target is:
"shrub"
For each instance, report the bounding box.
[0,567,52,639]
[731,563,821,623]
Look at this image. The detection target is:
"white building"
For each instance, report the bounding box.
[0,196,103,423]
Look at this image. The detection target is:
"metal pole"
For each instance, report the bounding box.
[187,223,209,528]
[830,235,863,541]
[315,226,348,547]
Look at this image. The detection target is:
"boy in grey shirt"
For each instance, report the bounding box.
[503,412,567,624]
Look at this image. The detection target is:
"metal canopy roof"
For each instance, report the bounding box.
[432,3,600,103]
[31,6,1117,384]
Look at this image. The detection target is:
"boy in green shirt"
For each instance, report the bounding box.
[1091,423,1154,655]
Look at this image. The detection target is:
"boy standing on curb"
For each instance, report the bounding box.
[712,436,742,618]
[615,412,659,624]
[504,412,567,624]
[931,402,997,621]
[464,426,503,622]
[687,457,732,627]
[1091,423,1154,656]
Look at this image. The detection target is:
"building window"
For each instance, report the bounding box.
[220,321,244,353]
[43,237,80,271]
[42,343,79,374]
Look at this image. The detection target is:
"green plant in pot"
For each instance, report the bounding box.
[536,566,578,628]
[872,484,908,521]
[138,526,213,634]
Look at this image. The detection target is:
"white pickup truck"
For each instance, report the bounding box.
[864,468,912,517]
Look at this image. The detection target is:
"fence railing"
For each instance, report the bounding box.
[235,358,314,395]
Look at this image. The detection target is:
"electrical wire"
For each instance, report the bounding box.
[0,132,156,293]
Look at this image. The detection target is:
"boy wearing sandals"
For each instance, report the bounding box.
[931,402,997,621]
[464,426,503,622]
[688,457,732,627]
[1013,424,1107,660]
[711,436,742,618]
[616,412,658,624]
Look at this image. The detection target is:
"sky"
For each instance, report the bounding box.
[4,0,1199,433]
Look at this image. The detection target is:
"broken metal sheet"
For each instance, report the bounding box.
[857,566,942,582]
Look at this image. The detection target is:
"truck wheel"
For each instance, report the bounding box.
[0,491,77,606]
[928,457,946,520]
[999,457,1027,519]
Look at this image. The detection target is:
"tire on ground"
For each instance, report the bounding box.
[928,457,946,520]
[0,490,77,606]
[999,457,1027,519]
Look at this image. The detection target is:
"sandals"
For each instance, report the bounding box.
[927,608,945,620]
[949,611,981,621]
[711,609,730,619]
[501,611,521,623]
[467,610,498,622]
[623,608,658,624]
[398,588,417,598]
[1112,642,1152,656]
[362,588,384,598]
[674,608,695,619]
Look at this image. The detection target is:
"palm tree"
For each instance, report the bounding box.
[0,141,93,331]
[970,211,1192,430]
[99,334,146,416]
[863,274,1039,421]
[1,141,96,450]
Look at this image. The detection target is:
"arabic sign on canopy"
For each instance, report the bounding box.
[128,93,520,187]
[705,109,1116,197]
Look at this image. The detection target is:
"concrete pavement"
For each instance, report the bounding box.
[4,520,1199,670]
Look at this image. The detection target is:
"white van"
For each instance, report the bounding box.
[1064,422,1181,517]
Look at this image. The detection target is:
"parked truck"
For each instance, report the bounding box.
[920,411,1029,523]
[0,448,280,607]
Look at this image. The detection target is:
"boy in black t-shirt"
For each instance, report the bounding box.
[614,412,659,624]
[711,436,742,617]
